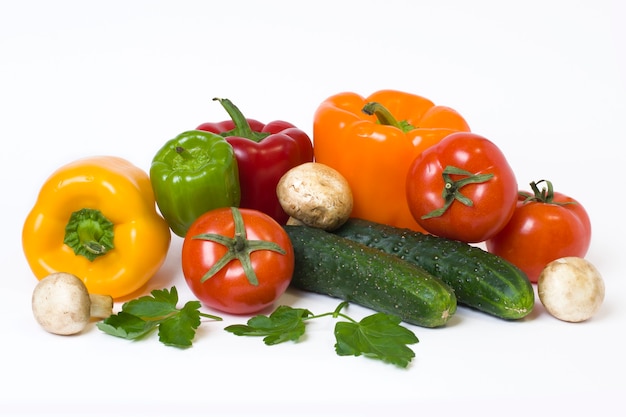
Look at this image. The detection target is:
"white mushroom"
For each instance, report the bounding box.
[32,272,113,335]
[277,162,353,231]
[538,257,605,323]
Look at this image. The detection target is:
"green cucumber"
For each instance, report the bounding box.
[333,218,534,320]
[284,225,457,328]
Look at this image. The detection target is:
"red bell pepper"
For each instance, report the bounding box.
[197,98,314,224]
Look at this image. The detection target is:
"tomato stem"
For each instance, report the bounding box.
[192,207,286,286]
[519,180,575,206]
[421,165,494,219]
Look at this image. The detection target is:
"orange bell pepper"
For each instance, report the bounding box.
[22,156,172,299]
[313,90,471,231]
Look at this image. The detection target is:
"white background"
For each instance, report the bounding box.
[1,1,625,416]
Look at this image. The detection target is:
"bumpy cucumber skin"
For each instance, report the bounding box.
[284,225,457,328]
[334,219,534,320]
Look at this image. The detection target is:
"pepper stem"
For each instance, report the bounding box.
[63,208,115,261]
[421,166,494,219]
[213,98,270,143]
[362,102,415,133]
[175,146,193,160]
[193,207,286,286]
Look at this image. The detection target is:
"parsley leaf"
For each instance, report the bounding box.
[96,311,158,340]
[97,287,222,348]
[225,302,419,368]
[334,313,418,368]
[122,287,182,318]
[225,305,313,345]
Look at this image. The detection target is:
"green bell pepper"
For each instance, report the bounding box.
[150,130,240,237]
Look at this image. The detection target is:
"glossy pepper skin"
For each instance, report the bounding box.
[150,129,240,237]
[197,98,314,224]
[313,90,471,232]
[22,156,171,299]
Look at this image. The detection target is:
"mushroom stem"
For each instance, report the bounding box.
[286,216,305,226]
[89,294,114,319]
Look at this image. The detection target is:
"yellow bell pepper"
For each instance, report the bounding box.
[22,156,171,299]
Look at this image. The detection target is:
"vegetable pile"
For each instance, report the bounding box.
[22,91,604,369]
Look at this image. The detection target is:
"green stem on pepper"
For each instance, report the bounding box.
[362,101,415,133]
[213,97,270,142]
[175,146,192,160]
[63,208,115,261]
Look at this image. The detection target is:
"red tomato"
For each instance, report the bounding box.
[486,180,591,283]
[405,132,518,243]
[182,207,294,314]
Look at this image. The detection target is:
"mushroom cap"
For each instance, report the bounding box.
[277,162,353,231]
[32,272,91,335]
[538,257,605,322]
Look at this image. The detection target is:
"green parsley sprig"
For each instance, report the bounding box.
[97,287,419,368]
[97,287,222,348]
[225,301,419,368]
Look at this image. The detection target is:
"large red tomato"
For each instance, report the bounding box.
[182,206,294,314]
[486,180,591,283]
[405,132,518,243]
